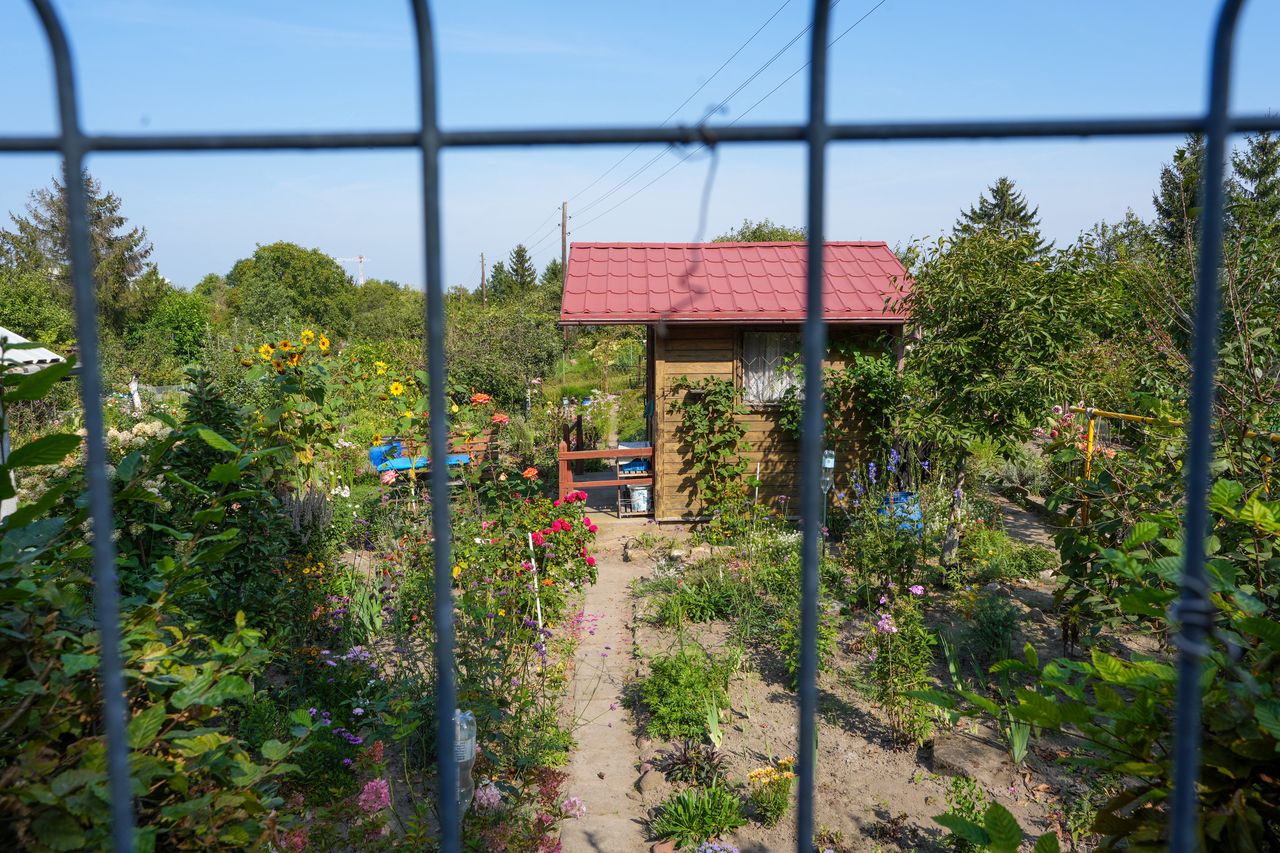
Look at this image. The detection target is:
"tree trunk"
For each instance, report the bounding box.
[941,465,965,569]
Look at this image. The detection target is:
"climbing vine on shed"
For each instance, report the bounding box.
[669,376,750,513]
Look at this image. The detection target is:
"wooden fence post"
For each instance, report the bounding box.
[558,440,572,499]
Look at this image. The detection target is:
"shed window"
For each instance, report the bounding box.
[742,332,800,403]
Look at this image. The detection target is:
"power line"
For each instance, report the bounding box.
[517,205,561,246]
[569,0,844,223]
[572,0,890,235]
[526,223,562,254]
[737,0,890,118]
[564,0,794,208]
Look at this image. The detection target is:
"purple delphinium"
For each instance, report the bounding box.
[868,461,878,484]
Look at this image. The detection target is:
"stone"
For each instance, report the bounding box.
[636,770,661,799]
[651,841,677,853]
[983,582,1013,598]
[931,731,1012,782]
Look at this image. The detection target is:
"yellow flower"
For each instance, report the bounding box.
[287,352,302,367]
[318,335,330,351]
[402,409,414,418]
[498,609,506,617]
[389,381,405,397]
[452,565,461,579]
[258,343,275,360]
[278,340,294,351]
[372,434,382,444]
[296,447,314,464]
[300,329,316,345]
[375,361,389,375]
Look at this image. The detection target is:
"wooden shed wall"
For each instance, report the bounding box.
[653,323,900,520]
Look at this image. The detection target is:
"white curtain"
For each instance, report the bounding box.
[742,332,800,403]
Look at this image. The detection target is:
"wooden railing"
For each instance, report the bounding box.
[556,442,653,500]
[562,415,586,474]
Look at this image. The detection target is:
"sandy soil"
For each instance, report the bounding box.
[562,499,1078,852]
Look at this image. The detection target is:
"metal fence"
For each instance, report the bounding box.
[6,0,1279,850]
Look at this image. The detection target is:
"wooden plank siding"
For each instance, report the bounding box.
[653,323,900,520]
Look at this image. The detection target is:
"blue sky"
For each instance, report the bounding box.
[2,0,1277,290]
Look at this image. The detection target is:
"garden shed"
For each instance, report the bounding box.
[560,241,909,520]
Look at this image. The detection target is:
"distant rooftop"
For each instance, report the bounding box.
[0,326,66,375]
[560,241,909,325]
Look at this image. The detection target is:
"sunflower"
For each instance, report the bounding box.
[272,360,285,374]
[389,381,405,397]
[287,352,302,367]
[278,340,294,351]
[318,335,330,351]
[258,343,275,360]
[300,329,316,345]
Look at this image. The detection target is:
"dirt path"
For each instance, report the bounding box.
[561,515,653,853]
[995,494,1056,548]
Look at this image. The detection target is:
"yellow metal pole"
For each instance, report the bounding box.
[1082,411,1096,527]
[1069,405,1280,443]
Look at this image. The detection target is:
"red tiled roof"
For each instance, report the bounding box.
[560,241,909,324]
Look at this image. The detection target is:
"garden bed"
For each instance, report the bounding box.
[623,539,1067,851]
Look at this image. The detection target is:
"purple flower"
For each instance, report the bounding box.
[562,796,587,819]
[879,595,889,605]
[909,584,925,596]
[868,462,878,484]
[358,778,391,814]
[920,459,930,473]
[475,781,501,810]
[875,613,898,634]
[353,707,365,716]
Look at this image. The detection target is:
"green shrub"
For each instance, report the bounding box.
[650,782,746,849]
[777,612,836,688]
[649,562,741,626]
[865,590,936,745]
[967,593,1021,665]
[638,646,738,741]
[941,776,988,853]
[959,527,1055,583]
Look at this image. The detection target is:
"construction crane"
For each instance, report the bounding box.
[337,255,369,285]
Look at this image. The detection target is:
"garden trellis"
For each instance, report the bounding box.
[6,0,1280,850]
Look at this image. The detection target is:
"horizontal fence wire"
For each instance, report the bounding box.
[10,0,1258,850]
[5,115,1280,153]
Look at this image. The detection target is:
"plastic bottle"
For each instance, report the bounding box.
[455,709,476,814]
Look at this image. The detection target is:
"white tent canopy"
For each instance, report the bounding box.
[0,326,67,375]
[1,326,68,520]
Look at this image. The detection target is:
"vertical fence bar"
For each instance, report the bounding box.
[796,1,832,850]
[408,1,460,849]
[27,2,136,850]
[1169,1,1246,850]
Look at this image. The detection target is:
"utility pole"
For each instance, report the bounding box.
[560,201,568,277]
[480,252,487,305]
[338,256,368,285]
